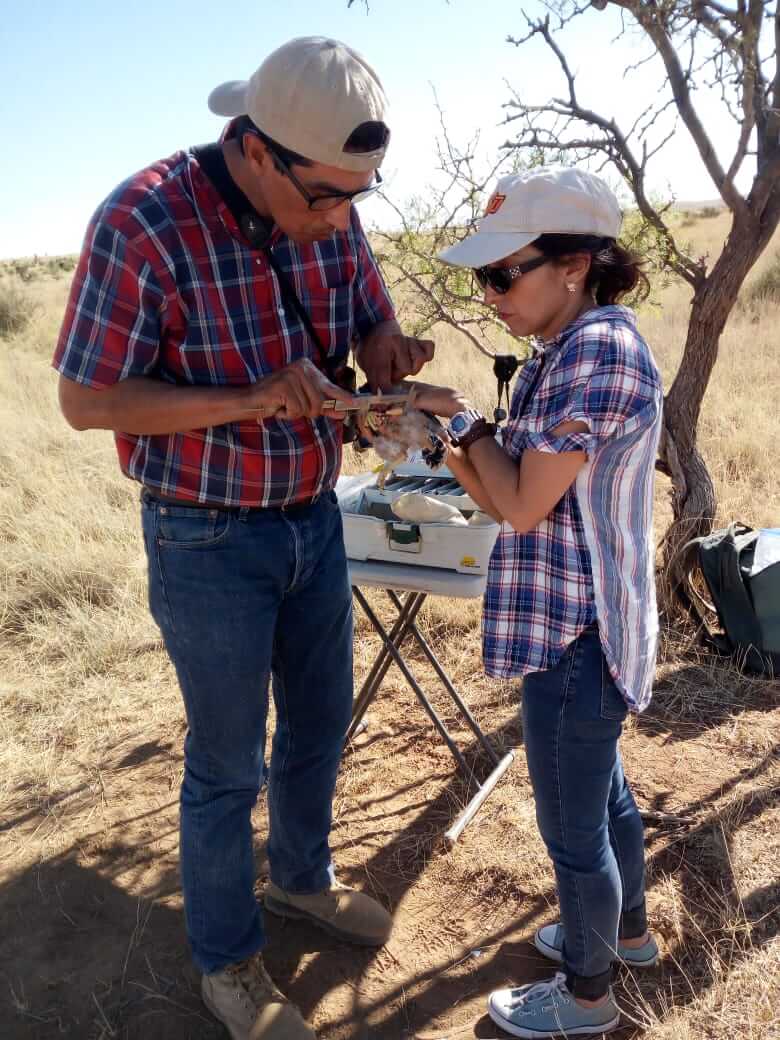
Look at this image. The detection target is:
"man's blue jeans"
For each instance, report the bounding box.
[141,490,353,974]
[522,623,648,1000]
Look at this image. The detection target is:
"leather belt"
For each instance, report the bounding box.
[141,487,322,514]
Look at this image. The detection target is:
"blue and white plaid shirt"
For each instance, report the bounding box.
[483,305,663,711]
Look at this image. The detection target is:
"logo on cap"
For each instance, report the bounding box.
[484,193,506,216]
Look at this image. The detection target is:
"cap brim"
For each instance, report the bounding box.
[438,231,537,268]
[208,80,249,117]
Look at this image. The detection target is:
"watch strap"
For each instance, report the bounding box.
[457,418,498,450]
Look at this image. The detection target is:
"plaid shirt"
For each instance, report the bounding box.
[483,306,663,711]
[53,148,394,507]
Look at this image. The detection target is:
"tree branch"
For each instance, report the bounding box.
[502,13,705,287]
[610,0,749,217]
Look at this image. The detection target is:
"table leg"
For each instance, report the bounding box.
[350,588,470,775]
[346,583,515,845]
[347,591,425,740]
[443,750,515,847]
[386,590,501,767]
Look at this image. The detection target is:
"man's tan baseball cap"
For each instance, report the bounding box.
[208,36,389,172]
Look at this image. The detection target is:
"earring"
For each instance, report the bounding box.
[566,283,577,294]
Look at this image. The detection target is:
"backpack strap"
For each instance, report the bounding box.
[683,523,772,673]
[192,143,334,375]
[676,534,732,655]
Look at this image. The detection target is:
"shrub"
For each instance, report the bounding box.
[0,278,33,338]
[743,252,780,305]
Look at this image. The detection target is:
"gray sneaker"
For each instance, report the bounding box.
[488,972,620,1038]
[201,953,316,1039]
[535,922,659,968]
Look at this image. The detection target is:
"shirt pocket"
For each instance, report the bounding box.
[304,284,354,358]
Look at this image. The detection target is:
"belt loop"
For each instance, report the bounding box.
[239,506,250,523]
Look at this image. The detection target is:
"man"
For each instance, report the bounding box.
[54,37,434,1040]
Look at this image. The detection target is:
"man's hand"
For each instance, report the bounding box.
[357,321,435,390]
[246,359,354,422]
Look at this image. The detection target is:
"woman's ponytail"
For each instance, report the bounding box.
[533,234,649,305]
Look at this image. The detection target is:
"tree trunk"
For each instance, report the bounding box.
[659,206,780,609]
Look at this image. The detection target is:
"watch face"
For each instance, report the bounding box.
[450,414,470,435]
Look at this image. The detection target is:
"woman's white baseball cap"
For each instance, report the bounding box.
[208,36,389,173]
[438,166,623,268]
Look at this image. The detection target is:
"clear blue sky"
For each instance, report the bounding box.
[1,0,743,258]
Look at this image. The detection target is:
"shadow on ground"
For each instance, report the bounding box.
[1,661,778,1038]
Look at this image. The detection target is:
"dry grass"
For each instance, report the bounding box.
[0,213,778,1038]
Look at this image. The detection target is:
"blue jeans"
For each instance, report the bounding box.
[141,490,353,974]
[522,624,648,999]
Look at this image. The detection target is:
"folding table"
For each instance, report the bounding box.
[346,559,515,846]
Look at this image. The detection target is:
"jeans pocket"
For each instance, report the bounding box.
[600,654,629,721]
[156,506,232,549]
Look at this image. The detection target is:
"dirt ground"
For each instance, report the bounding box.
[3,211,780,1038]
[2,596,778,1040]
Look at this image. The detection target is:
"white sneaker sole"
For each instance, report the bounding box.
[488,1001,620,1038]
[533,931,565,963]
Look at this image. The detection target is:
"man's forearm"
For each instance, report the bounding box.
[59,375,259,435]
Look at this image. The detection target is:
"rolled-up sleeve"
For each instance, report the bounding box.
[525,428,594,455]
[524,325,661,457]
[53,215,163,388]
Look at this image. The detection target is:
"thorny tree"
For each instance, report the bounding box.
[352,0,780,605]
[502,0,780,600]
[370,100,524,365]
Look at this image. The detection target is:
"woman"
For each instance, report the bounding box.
[411,166,663,1038]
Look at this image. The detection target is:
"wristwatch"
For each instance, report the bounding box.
[446,409,498,450]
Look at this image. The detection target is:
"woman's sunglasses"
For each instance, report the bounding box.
[473,255,550,294]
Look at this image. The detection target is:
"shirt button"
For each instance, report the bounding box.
[255,258,261,265]
[277,307,285,317]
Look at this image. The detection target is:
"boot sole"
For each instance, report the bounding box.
[534,932,659,968]
[264,894,387,947]
[488,1002,620,1038]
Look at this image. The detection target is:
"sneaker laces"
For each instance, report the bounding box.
[228,955,287,1009]
[508,971,570,1010]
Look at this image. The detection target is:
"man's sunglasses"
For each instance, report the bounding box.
[473,255,550,294]
[272,149,382,212]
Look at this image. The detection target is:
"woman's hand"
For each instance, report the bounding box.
[405,382,473,419]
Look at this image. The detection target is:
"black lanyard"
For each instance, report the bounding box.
[513,353,545,422]
[192,143,333,376]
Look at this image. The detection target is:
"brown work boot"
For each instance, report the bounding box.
[265,880,392,946]
[201,952,315,1039]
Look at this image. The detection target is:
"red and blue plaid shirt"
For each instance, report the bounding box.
[53,148,394,507]
[483,306,663,711]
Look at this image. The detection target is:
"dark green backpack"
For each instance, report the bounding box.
[682,523,780,677]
